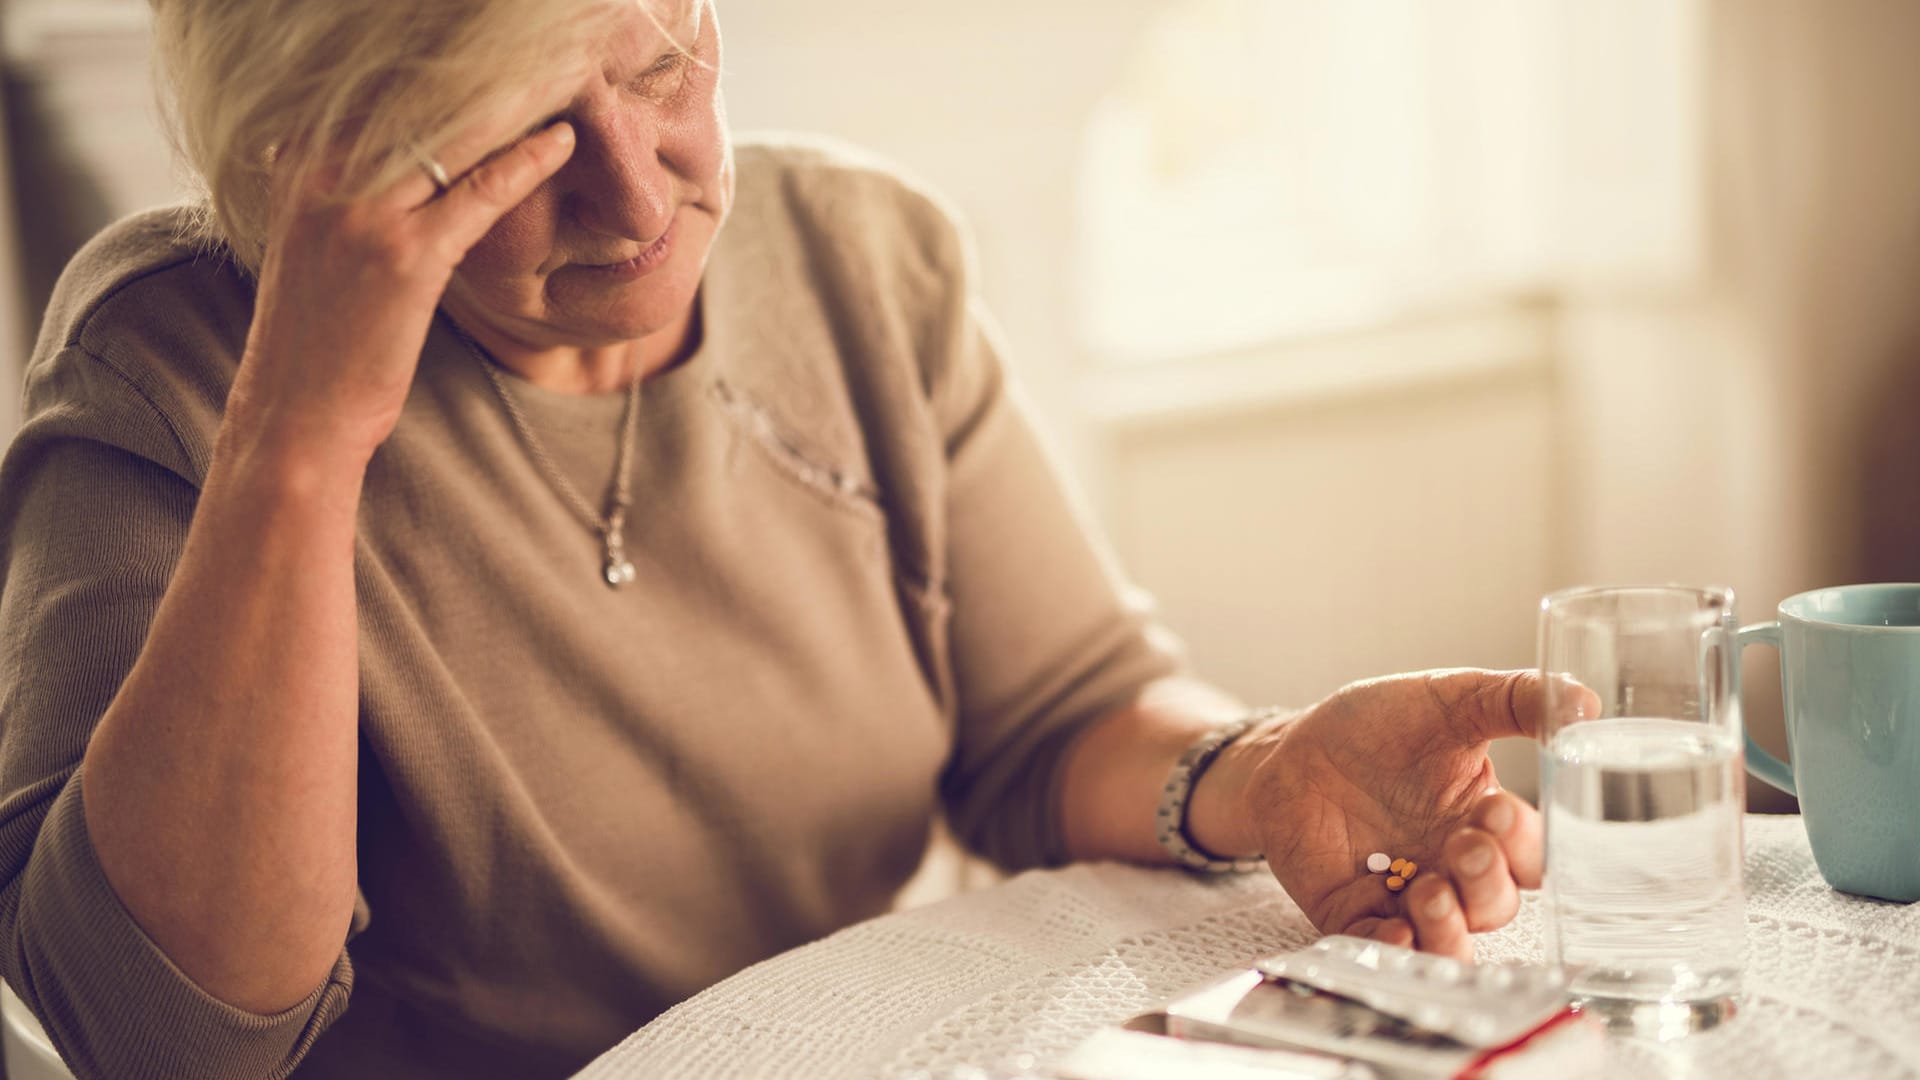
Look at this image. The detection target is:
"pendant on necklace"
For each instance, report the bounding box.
[601,511,636,588]
[604,552,636,588]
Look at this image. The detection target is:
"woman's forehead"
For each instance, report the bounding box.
[518,0,706,114]
[603,0,706,71]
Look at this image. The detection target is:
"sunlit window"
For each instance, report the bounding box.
[1077,0,1699,365]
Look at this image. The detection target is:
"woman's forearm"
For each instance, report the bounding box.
[70,114,576,1018]
[1055,677,1269,865]
[79,405,368,1015]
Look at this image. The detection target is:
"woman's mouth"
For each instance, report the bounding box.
[576,218,677,279]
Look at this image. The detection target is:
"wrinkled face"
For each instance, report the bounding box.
[447,0,731,354]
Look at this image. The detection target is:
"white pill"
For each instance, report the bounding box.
[1366,852,1392,874]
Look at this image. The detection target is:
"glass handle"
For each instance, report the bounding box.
[1735,621,1796,795]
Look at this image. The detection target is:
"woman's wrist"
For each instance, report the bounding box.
[1183,711,1290,861]
[1056,679,1264,866]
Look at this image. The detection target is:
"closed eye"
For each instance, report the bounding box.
[514,51,691,141]
[626,51,690,92]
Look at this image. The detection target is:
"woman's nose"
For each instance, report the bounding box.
[565,110,675,242]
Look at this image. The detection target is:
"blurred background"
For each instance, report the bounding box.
[5,0,1920,823]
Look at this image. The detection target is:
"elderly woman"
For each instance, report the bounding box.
[0,0,1553,1077]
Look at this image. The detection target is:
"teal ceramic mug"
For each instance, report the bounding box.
[1738,584,1920,902]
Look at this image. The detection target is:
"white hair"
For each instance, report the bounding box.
[148,0,701,270]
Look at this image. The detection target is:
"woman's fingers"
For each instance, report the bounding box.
[1442,826,1519,932]
[383,73,585,209]
[1400,792,1539,955]
[1472,789,1543,888]
[1404,875,1473,961]
[433,74,585,172]
[1345,916,1415,949]
[425,121,576,253]
[1418,669,1603,747]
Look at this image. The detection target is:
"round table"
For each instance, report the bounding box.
[579,815,1920,1078]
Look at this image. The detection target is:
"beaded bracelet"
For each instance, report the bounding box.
[1153,708,1281,873]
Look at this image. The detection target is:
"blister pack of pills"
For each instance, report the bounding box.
[1256,936,1571,1048]
[1161,936,1602,1079]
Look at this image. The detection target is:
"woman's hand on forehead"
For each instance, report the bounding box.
[438,72,596,183]
[244,94,578,464]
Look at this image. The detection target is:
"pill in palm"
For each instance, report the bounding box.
[1402,861,1419,880]
[1387,876,1407,892]
[1367,852,1392,874]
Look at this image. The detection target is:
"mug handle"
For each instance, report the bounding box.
[1735,622,1797,795]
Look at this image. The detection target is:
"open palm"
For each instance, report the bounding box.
[1231,670,1564,958]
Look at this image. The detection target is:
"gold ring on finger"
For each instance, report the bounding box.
[407,142,453,195]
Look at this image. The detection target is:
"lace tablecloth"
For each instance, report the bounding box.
[579,815,1920,1078]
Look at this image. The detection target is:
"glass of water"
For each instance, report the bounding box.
[1537,585,1746,1038]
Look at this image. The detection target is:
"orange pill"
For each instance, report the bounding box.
[1386,876,1407,892]
[1401,862,1419,880]
[1390,858,1409,876]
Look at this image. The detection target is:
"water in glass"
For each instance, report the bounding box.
[1542,717,1746,1021]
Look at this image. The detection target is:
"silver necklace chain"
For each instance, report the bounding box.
[454,327,642,588]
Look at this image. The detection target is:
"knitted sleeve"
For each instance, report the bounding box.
[929,290,1188,871]
[0,348,352,1080]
